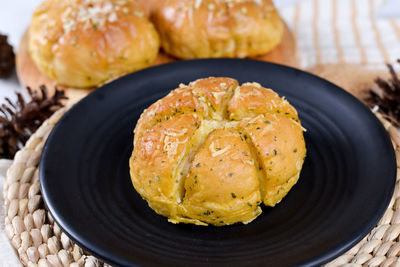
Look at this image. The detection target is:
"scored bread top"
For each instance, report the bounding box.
[130,77,306,226]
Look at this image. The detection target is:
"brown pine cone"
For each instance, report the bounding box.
[365,60,400,126]
[0,33,15,78]
[0,86,67,159]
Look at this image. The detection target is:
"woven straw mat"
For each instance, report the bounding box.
[3,105,400,267]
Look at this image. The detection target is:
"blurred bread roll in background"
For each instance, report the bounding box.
[151,0,283,59]
[28,0,160,88]
[130,77,306,226]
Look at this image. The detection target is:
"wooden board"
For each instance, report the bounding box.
[17,23,298,104]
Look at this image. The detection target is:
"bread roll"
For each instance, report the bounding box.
[151,0,283,59]
[130,77,306,226]
[29,0,160,88]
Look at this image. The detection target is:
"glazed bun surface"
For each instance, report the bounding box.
[29,0,160,88]
[151,0,283,59]
[130,77,306,226]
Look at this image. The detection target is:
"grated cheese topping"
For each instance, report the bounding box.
[248,114,263,124]
[211,91,226,103]
[296,160,302,171]
[260,124,274,135]
[242,82,262,88]
[163,136,189,156]
[59,0,141,34]
[237,88,263,99]
[164,128,188,137]
[194,0,203,9]
[290,118,307,132]
[209,142,231,157]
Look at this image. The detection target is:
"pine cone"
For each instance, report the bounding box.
[0,86,67,159]
[0,33,15,78]
[365,60,400,126]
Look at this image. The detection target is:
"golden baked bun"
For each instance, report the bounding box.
[151,0,283,59]
[29,0,160,88]
[130,77,306,226]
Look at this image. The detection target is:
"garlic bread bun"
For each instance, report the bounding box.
[151,0,283,59]
[29,0,160,88]
[130,77,306,226]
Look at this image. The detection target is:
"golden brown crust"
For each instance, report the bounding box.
[29,0,160,88]
[239,113,306,206]
[130,77,306,226]
[134,86,205,142]
[188,77,238,119]
[228,82,297,120]
[130,114,201,218]
[182,128,262,225]
[151,0,283,59]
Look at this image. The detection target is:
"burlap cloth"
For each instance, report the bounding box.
[3,64,400,267]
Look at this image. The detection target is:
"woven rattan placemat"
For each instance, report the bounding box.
[3,105,400,267]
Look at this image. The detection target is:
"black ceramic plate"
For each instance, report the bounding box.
[40,59,396,267]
